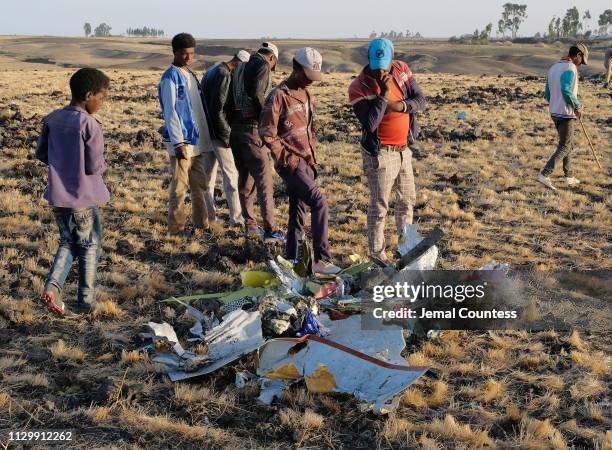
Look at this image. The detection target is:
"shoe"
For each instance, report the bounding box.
[72,302,95,314]
[536,173,557,191]
[245,226,264,238]
[264,230,286,242]
[312,260,342,275]
[40,287,65,317]
[565,177,580,186]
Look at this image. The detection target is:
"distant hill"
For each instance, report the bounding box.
[0,36,609,75]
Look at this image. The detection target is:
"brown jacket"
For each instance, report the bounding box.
[259,82,316,172]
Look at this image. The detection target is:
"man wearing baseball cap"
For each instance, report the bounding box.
[230,42,284,240]
[200,50,251,227]
[348,38,427,265]
[260,47,341,275]
[537,43,588,190]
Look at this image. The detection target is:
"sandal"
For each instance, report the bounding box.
[40,286,65,316]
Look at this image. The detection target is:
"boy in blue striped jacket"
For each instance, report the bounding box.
[158,33,213,232]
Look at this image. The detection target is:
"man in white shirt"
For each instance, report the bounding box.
[537,43,588,191]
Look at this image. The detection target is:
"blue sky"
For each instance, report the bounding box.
[1,0,609,38]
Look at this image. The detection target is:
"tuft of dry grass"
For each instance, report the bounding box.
[527,392,561,416]
[281,387,316,408]
[0,296,34,323]
[506,404,523,421]
[191,270,234,288]
[0,356,26,371]
[569,376,606,401]
[407,352,431,366]
[175,384,215,403]
[174,383,235,410]
[0,392,12,409]
[120,409,230,442]
[567,330,587,351]
[93,299,124,318]
[278,407,325,442]
[418,434,442,450]
[538,375,564,391]
[441,341,465,358]
[120,350,147,366]
[380,415,415,442]
[49,339,85,362]
[582,402,604,422]
[301,409,325,428]
[519,417,567,449]
[403,387,428,408]
[478,379,504,403]
[427,380,449,407]
[424,415,494,447]
[85,406,112,423]
[3,372,49,387]
[570,351,609,374]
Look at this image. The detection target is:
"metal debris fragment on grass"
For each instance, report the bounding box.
[268,256,305,298]
[257,316,428,414]
[162,286,267,305]
[148,309,266,381]
[397,224,441,271]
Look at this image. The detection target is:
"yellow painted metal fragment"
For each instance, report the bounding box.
[265,363,301,380]
[305,364,336,392]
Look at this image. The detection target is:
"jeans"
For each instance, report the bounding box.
[542,118,575,177]
[278,159,331,263]
[230,124,277,233]
[45,206,102,307]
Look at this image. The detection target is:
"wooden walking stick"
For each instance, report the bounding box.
[577,115,603,170]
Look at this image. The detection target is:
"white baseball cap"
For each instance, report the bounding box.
[235,50,250,62]
[294,47,323,81]
[258,41,279,59]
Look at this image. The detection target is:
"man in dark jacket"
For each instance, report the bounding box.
[201,50,249,227]
[230,42,284,240]
[348,38,427,264]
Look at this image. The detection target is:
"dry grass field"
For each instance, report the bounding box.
[0,39,611,448]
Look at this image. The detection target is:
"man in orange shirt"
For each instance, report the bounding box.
[348,38,427,264]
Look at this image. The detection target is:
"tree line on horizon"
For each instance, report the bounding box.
[82,6,611,41]
[545,8,612,40]
[126,27,165,37]
[83,23,111,38]
[82,23,164,38]
[372,4,611,44]
[368,30,423,40]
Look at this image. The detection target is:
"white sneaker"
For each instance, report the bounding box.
[312,260,341,275]
[565,177,580,186]
[536,173,557,191]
